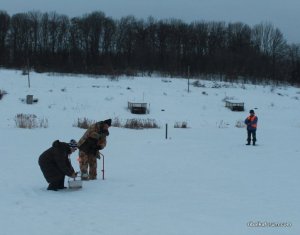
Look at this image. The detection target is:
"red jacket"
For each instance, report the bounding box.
[245,115,258,130]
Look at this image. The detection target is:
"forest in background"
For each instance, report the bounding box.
[0,10,299,84]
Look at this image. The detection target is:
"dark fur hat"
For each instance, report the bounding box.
[103,119,112,127]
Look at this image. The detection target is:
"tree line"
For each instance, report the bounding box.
[0,10,299,84]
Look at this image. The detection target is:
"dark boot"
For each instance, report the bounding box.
[246,141,251,145]
[47,183,58,191]
[253,141,256,146]
[81,172,89,181]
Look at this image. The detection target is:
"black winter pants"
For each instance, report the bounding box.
[247,130,256,143]
[39,163,66,190]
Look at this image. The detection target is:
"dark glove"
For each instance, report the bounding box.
[71,172,77,178]
[96,152,101,159]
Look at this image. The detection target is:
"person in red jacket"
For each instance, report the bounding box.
[244,110,258,145]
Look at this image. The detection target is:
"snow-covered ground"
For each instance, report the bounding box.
[0,69,299,235]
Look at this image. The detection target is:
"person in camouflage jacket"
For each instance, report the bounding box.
[78,119,111,180]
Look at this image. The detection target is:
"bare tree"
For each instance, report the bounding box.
[1,10,299,84]
[0,11,10,65]
[284,43,300,84]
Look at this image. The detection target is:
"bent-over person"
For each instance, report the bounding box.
[78,119,111,180]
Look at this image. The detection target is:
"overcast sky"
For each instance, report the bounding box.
[1,0,299,43]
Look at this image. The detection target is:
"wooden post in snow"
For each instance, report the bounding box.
[165,123,168,139]
[187,65,190,93]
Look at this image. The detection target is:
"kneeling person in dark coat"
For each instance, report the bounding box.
[38,139,78,191]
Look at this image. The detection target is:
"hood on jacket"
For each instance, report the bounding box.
[52,140,71,154]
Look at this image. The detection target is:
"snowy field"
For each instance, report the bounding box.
[0,69,299,235]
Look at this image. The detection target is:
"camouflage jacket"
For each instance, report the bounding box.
[78,121,108,153]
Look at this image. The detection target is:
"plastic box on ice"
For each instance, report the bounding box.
[68,177,82,189]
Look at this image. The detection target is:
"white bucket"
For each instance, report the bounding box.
[68,177,82,189]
